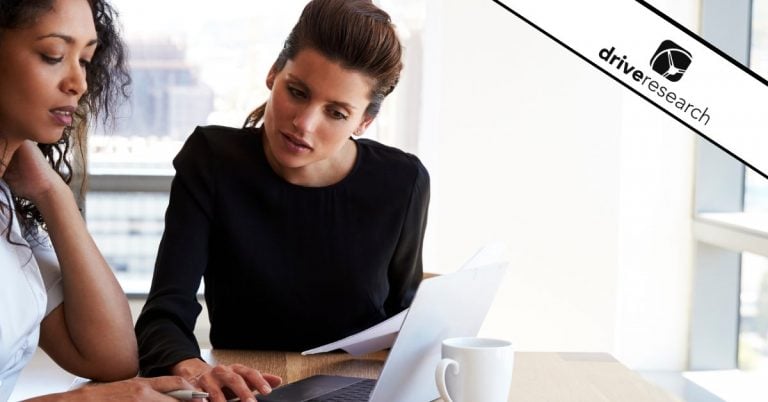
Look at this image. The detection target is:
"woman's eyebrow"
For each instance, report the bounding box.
[36,33,98,47]
[286,74,358,110]
[330,100,357,111]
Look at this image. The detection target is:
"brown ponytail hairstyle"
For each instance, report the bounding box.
[243,0,402,128]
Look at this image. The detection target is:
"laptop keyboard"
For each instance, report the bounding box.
[308,378,376,402]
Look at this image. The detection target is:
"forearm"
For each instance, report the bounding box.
[136,299,205,376]
[23,389,82,402]
[22,376,197,401]
[136,130,213,376]
[35,181,136,371]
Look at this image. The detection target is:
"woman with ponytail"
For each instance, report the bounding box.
[136,1,430,401]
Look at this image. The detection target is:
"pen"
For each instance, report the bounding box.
[165,390,210,400]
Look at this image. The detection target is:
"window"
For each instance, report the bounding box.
[85,0,433,295]
[745,0,768,213]
[739,252,768,370]
[690,0,768,384]
[737,0,768,372]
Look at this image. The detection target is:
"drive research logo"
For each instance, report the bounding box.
[598,44,710,126]
[649,40,692,82]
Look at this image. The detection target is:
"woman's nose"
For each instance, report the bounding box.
[60,61,88,96]
[292,105,322,133]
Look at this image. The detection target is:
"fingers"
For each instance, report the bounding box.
[193,364,281,402]
[198,364,257,402]
[262,373,283,388]
[232,364,280,396]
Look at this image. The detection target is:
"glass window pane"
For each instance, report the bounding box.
[87,1,310,293]
[737,0,768,373]
[739,252,768,371]
[744,0,768,211]
[85,192,168,294]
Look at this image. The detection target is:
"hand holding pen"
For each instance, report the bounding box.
[61,377,198,401]
[165,389,263,401]
[171,358,282,402]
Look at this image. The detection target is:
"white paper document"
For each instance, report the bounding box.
[301,308,408,355]
[300,242,508,356]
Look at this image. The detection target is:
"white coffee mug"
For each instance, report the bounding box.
[434,337,514,402]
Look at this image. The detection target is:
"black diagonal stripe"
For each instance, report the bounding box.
[491,0,768,180]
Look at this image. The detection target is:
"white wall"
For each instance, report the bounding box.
[614,93,695,371]
[430,0,698,370]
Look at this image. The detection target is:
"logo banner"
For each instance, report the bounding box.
[492,0,767,178]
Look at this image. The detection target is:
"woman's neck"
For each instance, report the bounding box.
[0,136,23,178]
[262,132,357,188]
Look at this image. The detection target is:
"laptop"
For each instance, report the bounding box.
[258,261,508,402]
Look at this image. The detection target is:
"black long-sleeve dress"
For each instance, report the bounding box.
[135,125,430,376]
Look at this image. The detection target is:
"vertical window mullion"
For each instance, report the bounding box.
[689,0,752,370]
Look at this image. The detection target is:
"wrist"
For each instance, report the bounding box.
[172,358,210,380]
[27,388,86,402]
[31,180,74,215]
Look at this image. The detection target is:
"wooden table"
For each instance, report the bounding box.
[202,349,682,402]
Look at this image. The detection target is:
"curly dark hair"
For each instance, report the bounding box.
[0,0,130,237]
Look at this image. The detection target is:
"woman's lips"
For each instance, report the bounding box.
[50,106,75,126]
[281,132,312,152]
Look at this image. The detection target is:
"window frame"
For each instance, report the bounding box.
[689,0,755,370]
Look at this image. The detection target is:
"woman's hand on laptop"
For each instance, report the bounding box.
[172,358,282,402]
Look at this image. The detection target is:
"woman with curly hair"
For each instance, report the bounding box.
[0,0,195,399]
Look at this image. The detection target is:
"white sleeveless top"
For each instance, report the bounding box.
[0,180,63,401]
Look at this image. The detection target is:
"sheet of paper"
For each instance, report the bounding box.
[69,377,90,390]
[300,242,508,356]
[301,309,408,355]
[460,241,507,270]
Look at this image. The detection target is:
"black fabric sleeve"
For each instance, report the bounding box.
[135,128,215,376]
[384,157,430,317]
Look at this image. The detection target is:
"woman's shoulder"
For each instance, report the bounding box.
[173,126,263,181]
[185,125,257,149]
[355,138,429,189]
[356,138,429,183]
[177,125,261,161]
